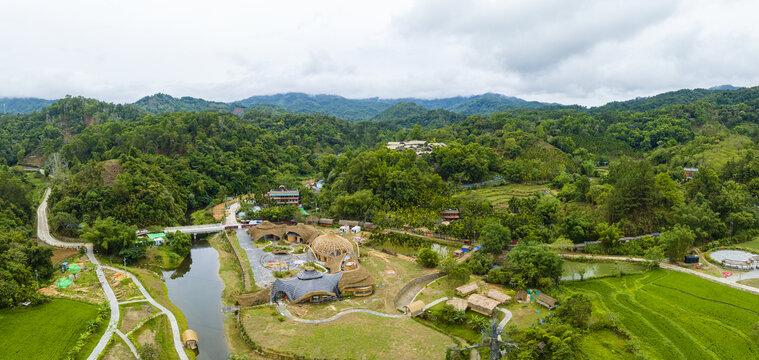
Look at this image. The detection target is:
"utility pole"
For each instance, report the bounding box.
[35,270,39,290]
[123,257,126,271]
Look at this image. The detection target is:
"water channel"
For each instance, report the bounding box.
[163,239,229,360]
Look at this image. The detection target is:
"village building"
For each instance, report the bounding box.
[270,267,343,304]
[146,233,166,245]
[385,140,446,155]
[337,265,375,297]
[536,293,558,309]
[267,185,300,205]
[445,298,469,312]
[684,167,699,180]
[441,208,460,221]
[467,294,500,316]
[455,282,479,297]
[404,300,426,316]
[318,218,334,226]
[486,289,511,305]
[248,222,319,244]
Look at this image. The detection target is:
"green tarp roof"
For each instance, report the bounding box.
[55,277,73,288]
[147,233,166,239]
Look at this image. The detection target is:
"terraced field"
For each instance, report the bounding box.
[565,270,759,359]
[460,183,551,210]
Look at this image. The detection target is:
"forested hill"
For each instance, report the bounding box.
[592,85,756,113]
[372,102,467,128]
[134,93,245,114]
[0,97,55,114]
[237,92,552,120]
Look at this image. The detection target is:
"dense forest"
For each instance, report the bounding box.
[0,165,54,307]
[3,86,759,319]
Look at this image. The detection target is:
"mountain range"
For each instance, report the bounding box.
[0,85,748,121]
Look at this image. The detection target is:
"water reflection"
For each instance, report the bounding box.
[163,239,228,360]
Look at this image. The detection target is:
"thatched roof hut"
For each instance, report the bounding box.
[455,282,478,297]
[326,253,359,273]
[404,300,426,316]
[309,232,358,261]
[486,289,511,305]
[446,298,469,312]
[536,293,557,309]
[515,289,529,303]
[467,294,500,316]
[248,222,319,244]
[181,330,199,349]
[338,265,375,296]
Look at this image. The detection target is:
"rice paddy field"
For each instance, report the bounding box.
[0,299,100,360]
[459,183,551,210]
[564,270,759,360]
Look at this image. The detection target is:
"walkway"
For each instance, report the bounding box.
[559,254,759,296]
[103,266,189,360]
[37,188,188,360]
[276,302,404,324]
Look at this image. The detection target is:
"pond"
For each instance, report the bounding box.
[371,240,457,258]
[561,261,645,281]
[163,239,228,360]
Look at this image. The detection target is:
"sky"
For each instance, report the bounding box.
[1,0,759,106]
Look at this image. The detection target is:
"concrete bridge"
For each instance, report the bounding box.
[163,223,237,235]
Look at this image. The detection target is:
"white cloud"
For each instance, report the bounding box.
[0,0,758,105]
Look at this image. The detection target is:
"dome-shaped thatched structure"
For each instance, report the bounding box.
[309,232,356,261]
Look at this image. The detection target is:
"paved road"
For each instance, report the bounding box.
[560,253,759,296]
[37,188,188,360]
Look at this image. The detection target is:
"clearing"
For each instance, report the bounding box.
[241,305,454,360]
[0,299,99,360]
[564,269,759,359]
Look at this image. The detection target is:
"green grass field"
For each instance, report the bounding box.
[459,183,550,210]
[565,270,759,359]
[738,237,759,251]
[0,299,99,360]
[242,306,453,359]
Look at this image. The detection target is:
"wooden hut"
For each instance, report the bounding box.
[515,289,529,303]
[486,289,511,305]
[309,232,358,261]
[455,282,478,297]
[182,330,199,350]
[536,293,557,309]
[319,218,334,226]
[445,298,469,312]
[404,300,426,316]
[467,294,500,316]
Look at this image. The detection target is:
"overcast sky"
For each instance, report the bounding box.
[1,0,758,106]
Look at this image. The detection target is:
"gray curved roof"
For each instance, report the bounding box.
[271,270,342,302]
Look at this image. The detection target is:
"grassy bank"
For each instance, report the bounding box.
[0,299,99,360]
[208,233,266,359]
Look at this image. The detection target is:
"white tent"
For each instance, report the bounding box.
[339,225,350,233]
[351,226,361,233]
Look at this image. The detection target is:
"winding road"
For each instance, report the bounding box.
[37,188,188,360]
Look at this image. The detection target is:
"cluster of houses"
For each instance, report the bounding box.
[403,281,557,318]
[386,140,446,155]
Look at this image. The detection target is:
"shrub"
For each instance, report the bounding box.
[417,247,440,268]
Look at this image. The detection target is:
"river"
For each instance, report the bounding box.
[163,239,229,360]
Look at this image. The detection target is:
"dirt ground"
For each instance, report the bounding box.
[49,247,80,265]
[102,338,136,360]
[119,303,158,333]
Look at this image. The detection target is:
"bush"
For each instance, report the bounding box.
[417,248,440,268]
[137,343,160,360]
